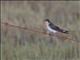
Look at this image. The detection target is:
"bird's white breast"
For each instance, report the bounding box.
[47,24,57,33]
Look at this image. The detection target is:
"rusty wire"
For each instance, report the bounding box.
[1,22,48,35]
[1,22,80,45]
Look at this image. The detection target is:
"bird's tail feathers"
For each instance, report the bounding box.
[63,30,69,34]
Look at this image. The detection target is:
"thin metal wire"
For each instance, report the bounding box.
[1,22,80,44]
[1,22,47,35]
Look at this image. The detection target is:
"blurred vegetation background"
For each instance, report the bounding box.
[1,1,80,60]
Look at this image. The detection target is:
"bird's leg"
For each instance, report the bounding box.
[44,29,49,35]
[46,31,53,36]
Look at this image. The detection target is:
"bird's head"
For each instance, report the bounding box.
[44,19,50,26]
[44,19,51,23]
[43,19,50,29]
[43,19,51,25]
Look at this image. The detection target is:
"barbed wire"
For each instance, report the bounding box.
[1,22,80,45]
[1,22,48,35]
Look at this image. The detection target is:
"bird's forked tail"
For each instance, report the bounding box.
[63,30,69,34]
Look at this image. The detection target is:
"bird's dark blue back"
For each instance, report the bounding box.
[49,23,64,33]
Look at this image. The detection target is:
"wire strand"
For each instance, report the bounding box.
[1,22,80,44]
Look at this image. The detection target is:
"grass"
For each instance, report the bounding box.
[1,1,80,60]
[1,36,80,60]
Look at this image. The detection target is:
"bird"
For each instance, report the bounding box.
[44,19,69,35]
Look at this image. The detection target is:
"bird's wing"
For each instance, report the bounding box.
[49,23,69,34]
[49,23,63,32]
